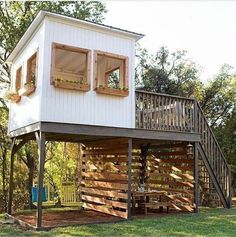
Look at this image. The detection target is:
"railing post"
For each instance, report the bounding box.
[194,100,198,133]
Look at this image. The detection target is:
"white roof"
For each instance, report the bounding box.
[7,11,144,62]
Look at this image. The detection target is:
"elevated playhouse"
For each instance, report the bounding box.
[6,11,231,230]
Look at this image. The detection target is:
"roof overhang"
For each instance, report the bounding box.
[6,11,144,63]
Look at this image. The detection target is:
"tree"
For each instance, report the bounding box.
[0,1,107,212]
[200,64,236,127]
[0,1,107,108]
[0,107,10,212]
[135,46,203,99]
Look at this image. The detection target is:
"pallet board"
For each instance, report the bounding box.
[80,140,194,218]
[131,142,194,212]
[81,139,129,219]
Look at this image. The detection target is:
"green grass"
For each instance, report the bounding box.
[0,208,236,237]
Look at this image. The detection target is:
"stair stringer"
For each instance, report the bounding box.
[197,143,229,208]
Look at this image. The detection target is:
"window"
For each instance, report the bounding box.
[18,52,37,96]
[15,66,22,93]
[51,43,91,91]
[8,66,22,103]
[26,52,37,85]
[94,51,129,97]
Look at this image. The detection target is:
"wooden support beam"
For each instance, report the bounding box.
[35,132,46,228]
[7,138,28,214]
[7,138,16,215]
[127,138,132,219]
[194,142,199,213]
[140,144,150,185]
[228,166,232,208]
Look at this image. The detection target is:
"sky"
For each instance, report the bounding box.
[104,1,236,82]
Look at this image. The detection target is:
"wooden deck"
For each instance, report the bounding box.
[10,210,122,230]
[9,209,188,230]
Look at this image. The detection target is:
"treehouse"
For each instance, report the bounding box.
[6,11,232,230]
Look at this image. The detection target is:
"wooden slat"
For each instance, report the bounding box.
[81,187,128,199]
[148,165,182,172]
[83,203,127,219]
[81,180,128,190]
[82,164,127,173]
[152,158,193,164]
[83,156,128,163]
[81,195,127,209]
[166,194,192,204]
[148,172,182,180]
[148,151,187,156]
[82,172,128,180]
[147,180,194,188]
[84,150,137,155]
[177,173,194,180]
[154,188,193,196]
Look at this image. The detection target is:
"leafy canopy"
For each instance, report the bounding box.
[135,46,203,99]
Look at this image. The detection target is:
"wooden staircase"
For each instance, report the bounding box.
[195,102,232,208]
[135,91,232,209]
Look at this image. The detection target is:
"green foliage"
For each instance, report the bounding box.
[44,142,79,205]
[0,107,10,211]
[0,208,236,236]
[200,64,236,127]
[136,46,203,98]
[214,109,236,192]
[107,69,120,89]
[0,1,106,213]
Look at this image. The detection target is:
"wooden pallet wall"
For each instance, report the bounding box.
[81,138,130,219]
[132,142,195,212]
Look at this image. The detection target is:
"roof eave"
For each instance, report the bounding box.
[6,11,144,63]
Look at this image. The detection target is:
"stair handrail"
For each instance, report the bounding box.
[195,101,229,169]
[194,100,231,207]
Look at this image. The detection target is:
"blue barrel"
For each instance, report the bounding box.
[32,186,47,202]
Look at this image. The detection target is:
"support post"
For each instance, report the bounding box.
[194,142,199,213]
[35,132,46,228]
[7,138,16,215]
[127,138,132,219]
[228,166,232,208]
[139,144,150,185]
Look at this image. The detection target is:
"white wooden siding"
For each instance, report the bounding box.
[8,23,45,132]
[8,17,137,133]
[41,19,136,128]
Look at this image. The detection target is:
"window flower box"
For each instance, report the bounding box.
[6,92,21,103]
[54,78,90,92]
[95,86,129,97]
[19,82,36,96]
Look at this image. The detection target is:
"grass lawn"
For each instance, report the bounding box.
[0,208,236,237]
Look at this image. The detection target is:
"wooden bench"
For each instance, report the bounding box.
[141,201,171,215]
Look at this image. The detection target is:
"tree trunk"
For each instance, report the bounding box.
[2,149,7,212]
[26,153,35,209]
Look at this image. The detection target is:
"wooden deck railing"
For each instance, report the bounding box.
[135,90,231,207]
[195,102,231,207]
[135,90,195,132]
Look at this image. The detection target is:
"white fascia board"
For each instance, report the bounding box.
[7,11,144,63]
